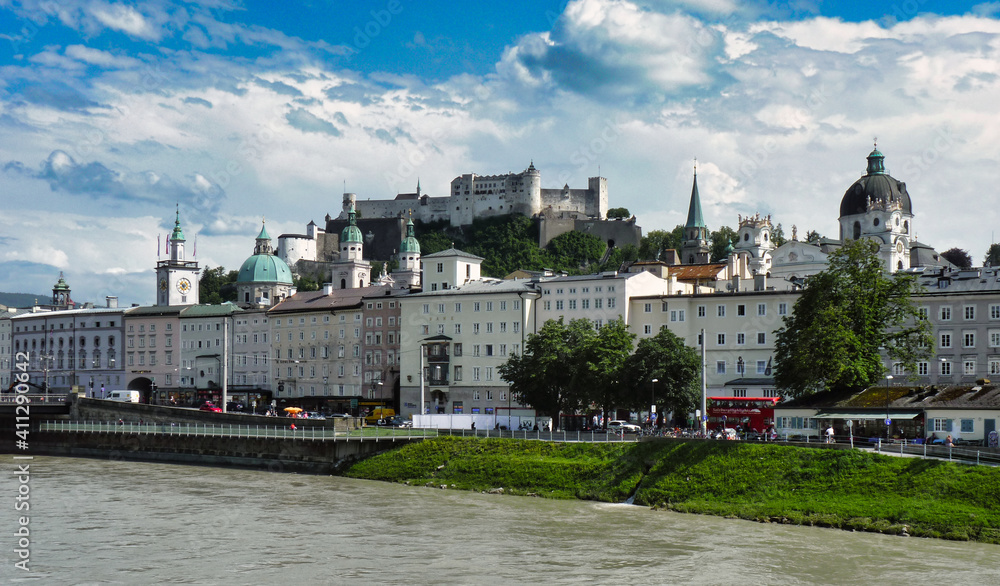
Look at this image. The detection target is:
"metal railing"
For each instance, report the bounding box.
[38,420,442,441]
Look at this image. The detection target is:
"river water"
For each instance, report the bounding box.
[4,456,999,584]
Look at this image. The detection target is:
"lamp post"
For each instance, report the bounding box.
[650,378,658,426]
[885,374,893,442]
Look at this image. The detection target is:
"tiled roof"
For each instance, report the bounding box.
[269,286,387,314]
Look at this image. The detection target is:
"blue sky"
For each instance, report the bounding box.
[1,0,999,305]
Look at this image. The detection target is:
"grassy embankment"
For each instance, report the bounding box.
[344,437,1000,543]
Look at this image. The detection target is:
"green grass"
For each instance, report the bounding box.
[343,437,1000,543]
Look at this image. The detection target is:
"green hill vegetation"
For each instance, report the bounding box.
[345,437,1000,543]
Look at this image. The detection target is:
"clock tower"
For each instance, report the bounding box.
[156,206,200,306]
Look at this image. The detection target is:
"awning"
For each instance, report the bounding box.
[815,411,923,420]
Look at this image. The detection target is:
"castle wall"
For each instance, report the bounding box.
[538,217,642,249]
[278,235,316,267]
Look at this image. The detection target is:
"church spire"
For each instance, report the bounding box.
[685,159,706,229]
[866,138,885,175]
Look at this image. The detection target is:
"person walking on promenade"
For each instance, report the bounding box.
[825,425,835,444]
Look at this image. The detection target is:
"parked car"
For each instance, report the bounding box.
[378,416,412,428]
[199,403,223,412]
[607,420,641,433]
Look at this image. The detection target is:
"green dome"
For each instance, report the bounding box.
[399,218,420,254]
[341,204,363,244]
[237,254,293,284]
[171,206,186,241]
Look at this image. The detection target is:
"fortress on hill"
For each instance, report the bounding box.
[349,161,608,227]
[277,162,642,271]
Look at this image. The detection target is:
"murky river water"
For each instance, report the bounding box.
[3,456,998,584]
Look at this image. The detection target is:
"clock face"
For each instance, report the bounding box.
[177,278,192,293]
[159,278,167,291]
[896,242,904,253]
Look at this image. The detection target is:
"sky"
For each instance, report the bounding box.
[2,0,999,306]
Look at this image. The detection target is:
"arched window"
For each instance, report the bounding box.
[852,221,861,239]
[108,350,116,368]
[340,279,346,289]
[94,336,101,347]
[92,350,101,369]
[79,336,86,348]
[78,351,86,369]
[57,350,64,369]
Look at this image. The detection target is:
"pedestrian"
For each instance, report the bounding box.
[290,423,297,431]
[946,434,954,447]
[825,425,835,444]
[471,421,476,431]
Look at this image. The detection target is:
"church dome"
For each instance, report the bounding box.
[341,204,363,244]
[839,146,912,217]
[399,218,420,254]
[237,253,293,284]
[236,220,293,284]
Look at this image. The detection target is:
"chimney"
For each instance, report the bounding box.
[106,296,118,308]
[323,283,334,295]
[754,273,767,291]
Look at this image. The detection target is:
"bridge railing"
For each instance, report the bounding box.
[0,394,65,403]
[38,420,443,441]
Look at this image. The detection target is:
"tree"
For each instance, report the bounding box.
[622,328,701,425]
[771,223,787,248]
[498,318,594,430]
[638,226,684,261]
[773,239,931,398]
[606,207,630,219]
[294,274,321,292]
[941,247,972,269]
[545,230,606,268]
[709,226,738,262]
[199,266,238,304]
[985,244,1000,267]
[805,230,823,244]
[573,318,635,424]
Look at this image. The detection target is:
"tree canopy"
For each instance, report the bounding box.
[621,327,701,425]
[773,239,931,398]
[199,266,238,304]
[498,317,635,429]
[941,247,973,269]
[985,244,1000,267]
[710,226,738,262]
[606,207,631,219]
[638,226,684,261]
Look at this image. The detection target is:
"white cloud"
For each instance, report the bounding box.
[89,2,161,41]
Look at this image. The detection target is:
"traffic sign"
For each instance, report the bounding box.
[884,418,892,426]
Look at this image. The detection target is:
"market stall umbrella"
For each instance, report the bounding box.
[284,407,303,414]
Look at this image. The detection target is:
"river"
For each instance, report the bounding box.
[4,456,999,584]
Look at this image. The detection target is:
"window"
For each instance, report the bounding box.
[737,333,745,345]
[454,324,462,334]
[473,344,481,356]
[485,367,493,381]
[717,305,726,317]
[964,306,976,320]
[940,306,952,321]
[607,298,615,309]
[991,304,1000,320]
[698,305,706,317]
[918,361,928,375]
[644,325,652,335]
[454,366,462,381]
[961,419,975,433]
[555,300,564,310]
[964,360,977,375]
[733,388,746,398]
[486,301,493,311]
[757,360,767,374]
[717,333,726,345]
[758,303,766,316]
[568,300,576,310]
[544,301,551,311]
[473,367,481,381]
[454,343,462,356]
[778,303,787,316]
[963,332,976,348]
[438,303,446,314]
[737,304,746,316]
[485,344,494,356]
[991,359,1000,375]
[662,301,669,312]
[670,310,685,322]
[422,304,430,315]
[473,323,480,334]
[757,332,766,344]
[486,322,493,334]
[474,302,481,312]
[716,361,726,374]
[644,303,652,313]
[932,418,952,432]
[940,333,952,348]
[940,361,952,376]
[581,299,590,310]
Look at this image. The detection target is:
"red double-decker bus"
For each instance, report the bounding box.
[707,397,780,431]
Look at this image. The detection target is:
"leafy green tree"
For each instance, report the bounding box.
[709,226,738,262]
[294,274,321,292]
[771,223,787,247]
[499,318,595,430]
[985,243,1000,267]
[199,266,238,304]
[606,207,630,219]
[805,230,823,244]
[545,231,606,269]
[638,226,684,261]
[941,247,972,269]
[773,239,931,398]
[622,328,700,425]
[573,318,635,423]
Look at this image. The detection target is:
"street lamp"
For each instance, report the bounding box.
[650,378,658,425]
[885,374,893,442]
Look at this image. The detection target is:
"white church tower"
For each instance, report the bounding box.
[331,203,371,289]
[156,206,200,306]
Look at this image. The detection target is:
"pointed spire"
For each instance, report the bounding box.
[171,204,186,241]
[416,178,421,196]
[685,160,706,229]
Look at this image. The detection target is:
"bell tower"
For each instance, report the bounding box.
[155,205,200,305]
